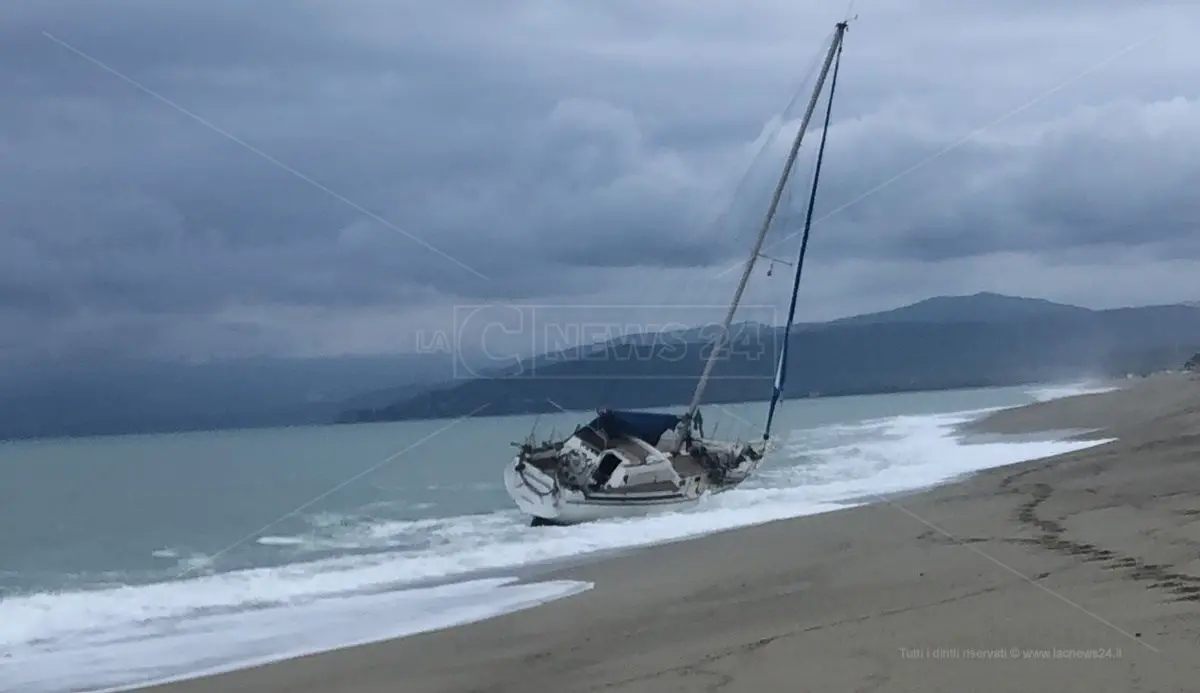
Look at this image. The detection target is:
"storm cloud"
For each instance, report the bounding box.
[2,0,1198,362]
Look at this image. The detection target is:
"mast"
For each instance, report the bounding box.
[764,27,845,441]
[683,21,849,427]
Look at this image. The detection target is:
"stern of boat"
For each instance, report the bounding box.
[503,454,563,521]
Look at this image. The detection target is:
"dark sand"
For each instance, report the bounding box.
[141,374,1200,693]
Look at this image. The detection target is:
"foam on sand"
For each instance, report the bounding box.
[1,578,592,693]
[1025,380,1121,402]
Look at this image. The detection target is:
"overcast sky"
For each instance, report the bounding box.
[2,0,1198,364]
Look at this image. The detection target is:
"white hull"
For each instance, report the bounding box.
[504,412,770,526]
[504,461,708,525]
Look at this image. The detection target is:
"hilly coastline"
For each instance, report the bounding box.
[5,293,1196,441]
[342,293,1200,423]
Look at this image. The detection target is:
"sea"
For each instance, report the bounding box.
[0,382,1118,693]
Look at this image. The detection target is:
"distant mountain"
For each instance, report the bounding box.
[828,292,1093,326]
[10,294,1197,441]
[342,294,1200,423]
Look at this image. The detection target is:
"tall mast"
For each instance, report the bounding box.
[683,21,848,425]
[764,27,845,441]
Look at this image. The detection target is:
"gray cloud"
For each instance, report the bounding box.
[1,0,1198,362]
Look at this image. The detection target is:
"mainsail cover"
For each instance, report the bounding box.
[764,35,844,441]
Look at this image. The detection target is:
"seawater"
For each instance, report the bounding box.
[0,382,1116,692]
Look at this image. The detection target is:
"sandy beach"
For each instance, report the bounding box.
[141,373,1200,693]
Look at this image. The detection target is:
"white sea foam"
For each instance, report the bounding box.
[1026,380,1121,402]
[255,535,307,546]
[2,578,592,693]
[0,395,1114,693]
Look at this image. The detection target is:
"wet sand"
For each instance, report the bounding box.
[142,373,1200,693]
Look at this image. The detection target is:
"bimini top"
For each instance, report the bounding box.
[584,409,681,446]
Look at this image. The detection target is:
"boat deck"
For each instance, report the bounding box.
[574,426,606,452]
[612,437,652,464]
[572,426,657,463]
[670,454,707,478]
[526,455,560,474]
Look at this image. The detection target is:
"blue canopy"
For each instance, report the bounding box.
[584,409,681,445]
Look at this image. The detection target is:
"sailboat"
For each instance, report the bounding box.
[503,21,851,526]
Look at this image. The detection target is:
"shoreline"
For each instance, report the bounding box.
[13,383,1086,693]
[121,374,1200,693]
[417,380,1128,591]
